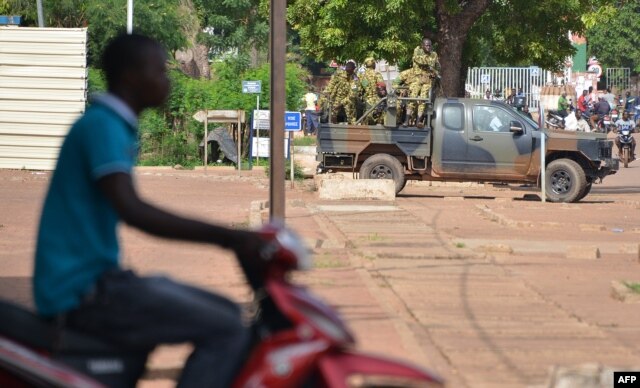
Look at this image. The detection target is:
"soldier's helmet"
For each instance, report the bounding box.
[364,57,376,69]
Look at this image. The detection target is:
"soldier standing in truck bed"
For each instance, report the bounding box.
[394,67,419,126]
[410,38,440,127]
[324,61,360,124]
[359,57,385,124]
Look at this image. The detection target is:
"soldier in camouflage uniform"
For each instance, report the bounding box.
[393,67,419,126]
[410,38,440,127]
[359,57,385,124]
[324,61,360,124]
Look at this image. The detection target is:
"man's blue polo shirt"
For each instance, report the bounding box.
[34,94,138,317]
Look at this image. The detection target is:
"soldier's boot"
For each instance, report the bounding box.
[403,108,413,127]
[416,104,425,128]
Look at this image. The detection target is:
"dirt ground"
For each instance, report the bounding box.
[1,152,639,387]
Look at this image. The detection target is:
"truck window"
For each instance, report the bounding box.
[443,103,464,131]
[473,106,515,133]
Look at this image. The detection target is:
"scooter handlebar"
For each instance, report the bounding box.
[258,223,312,272]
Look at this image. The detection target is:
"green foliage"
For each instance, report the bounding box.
[624,282,640,294]
[0,0,10,14]
[85,0,188,66]
[4,0,86,27]
[586,2,640,72]
[5,0,189,66]
[264,161,305,181]
[87,68,107,95]
[465,0,592,71]
[288,0,429,63]
[192,0,269,60]
[293,136,317,146]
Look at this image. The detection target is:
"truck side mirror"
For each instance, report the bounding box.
[510,121,524,134]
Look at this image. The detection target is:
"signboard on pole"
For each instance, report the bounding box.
[251,138,289,158]
[284,112,302,131]
[252,110,302,131]
[242,80,262,94]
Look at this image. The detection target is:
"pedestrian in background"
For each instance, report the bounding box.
[302,87,319,135]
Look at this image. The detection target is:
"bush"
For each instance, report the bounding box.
[264,161,305,181]
[85,59,310,167]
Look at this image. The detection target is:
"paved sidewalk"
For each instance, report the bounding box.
[2,167,640,388]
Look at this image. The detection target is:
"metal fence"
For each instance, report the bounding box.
[466,67,554,110]
[606,68,630,92]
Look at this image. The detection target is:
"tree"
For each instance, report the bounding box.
[192,0,269,65]
[5,0,190,66]
[586,1,640,72]
[288,0,610,96]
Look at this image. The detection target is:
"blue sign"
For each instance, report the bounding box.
[284,111,302,131]
[242,80,262,94]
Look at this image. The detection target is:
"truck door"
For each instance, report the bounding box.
[432,102,468,175]
[465,105,533,178]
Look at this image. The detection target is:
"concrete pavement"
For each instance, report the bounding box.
[1,165,640,387]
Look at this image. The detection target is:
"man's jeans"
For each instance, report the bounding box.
[66,269,249,388]
[305,109,319,134]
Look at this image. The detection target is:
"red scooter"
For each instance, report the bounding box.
[0,224,444,387]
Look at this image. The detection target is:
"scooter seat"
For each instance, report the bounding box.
[0,299,133,353]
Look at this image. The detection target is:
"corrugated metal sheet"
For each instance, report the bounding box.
[0,27,87,170]
[0,123,70,137]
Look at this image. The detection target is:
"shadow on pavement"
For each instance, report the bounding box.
[0,276,32,309]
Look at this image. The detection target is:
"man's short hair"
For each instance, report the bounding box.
[102,33,163,89]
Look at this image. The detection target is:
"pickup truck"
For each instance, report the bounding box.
[316,95,618,202]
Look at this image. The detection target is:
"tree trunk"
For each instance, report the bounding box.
[175,0,211,79]
[434,0,492,97]
[438,34,466,97]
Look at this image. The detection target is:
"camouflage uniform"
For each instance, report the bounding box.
[371,82,388,125]
[359,58,385,121]
[411,45,440,122]
[393,68,419,126]
[325,68,360,124]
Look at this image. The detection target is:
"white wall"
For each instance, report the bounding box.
[0,27,87,170]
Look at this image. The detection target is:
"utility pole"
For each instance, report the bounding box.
[269,0,286,222]
[36,0,44,27]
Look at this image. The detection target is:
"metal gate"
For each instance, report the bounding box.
[466,67,553,110]
[606,68,630,91]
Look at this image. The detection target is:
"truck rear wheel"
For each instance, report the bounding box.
[359,154,406,194]
[545,159,587,203]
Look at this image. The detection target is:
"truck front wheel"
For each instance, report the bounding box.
[359,154,406,194]
[545,159,587,203]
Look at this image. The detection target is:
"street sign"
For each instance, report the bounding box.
[242,80,262,94]
[252,110,302,131]
[530,66,540,76]
[284,111,302,131]
[481,74,490,84]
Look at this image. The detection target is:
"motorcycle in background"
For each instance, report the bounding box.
[545,110,566,129]
[617,126,634,168]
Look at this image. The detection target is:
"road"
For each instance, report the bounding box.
[0,158,638,387]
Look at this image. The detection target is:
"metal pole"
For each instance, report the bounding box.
[36,0,44,27]
[127,0,133,34]
[289,131,294,188]
[256,95,260,165]
[541,128,547,203]
[203,109,208,173]
[237,113,242,172]
[269,0,286,222]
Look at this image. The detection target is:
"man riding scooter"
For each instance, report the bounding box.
[590,96,611,131]
[33,34,269,388]
[614,112,637,161]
